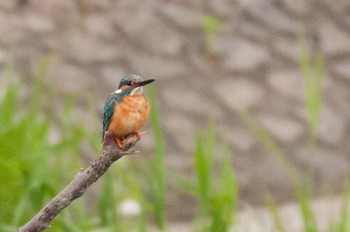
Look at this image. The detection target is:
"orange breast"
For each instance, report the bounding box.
[108,95,150,137]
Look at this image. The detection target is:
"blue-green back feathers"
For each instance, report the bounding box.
[102,88,133,139]
[103,93,119,133]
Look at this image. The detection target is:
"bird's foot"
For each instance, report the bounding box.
[115,137,124,149]
[115,132,142,150]
[132,131,142,138]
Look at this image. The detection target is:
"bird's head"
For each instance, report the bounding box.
[115,74,155,96]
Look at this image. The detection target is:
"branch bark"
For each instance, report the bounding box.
[18,132,140,232]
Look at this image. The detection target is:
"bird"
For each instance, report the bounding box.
[102,74,155,148]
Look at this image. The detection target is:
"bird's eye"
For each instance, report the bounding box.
[126,81,132,86]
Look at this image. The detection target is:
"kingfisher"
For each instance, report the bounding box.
[102,74,155,148]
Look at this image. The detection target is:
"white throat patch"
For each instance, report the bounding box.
[130,86,143,96]
[114,89,122,94]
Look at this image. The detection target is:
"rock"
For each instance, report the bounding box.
[188,49,216,73]
[218,126,256,152]
[251,155,291,194]
[273,36,300,63]
[215,78,265,110]
[113,1,183,57]
[165,151,192,172]
[78,0,111,12]
[278,0,310,17]
[331,59,350,83]
[238,0,263,7]
[161,86,223,118]
[325,78,350,119]
[84,14,115,40]
[0,49,7,65]
[0,0,18,11]
[126,51,187,80]
[257,114,304,143]
[48,62,91,93]
[112,0,154,36]
[317,104,347,145]
[319,0,350,17]
[29,0,79,24]
[213,36,270,72]
[207,0,238,19]
[268,69,304,101]
[320,20,350,56]
[99,66,126,90]
[295,146,350,184]
[244,3,299,34]
[160,0,203,9]
[141,23,183,56]
[64,32,121,65]
[71,106,99,132]
[346,14,350,30]
[163,113,196,152]
[24,13,55,34]
[156,3,202,30]
[0,13,27,46]
[239,20,271,43]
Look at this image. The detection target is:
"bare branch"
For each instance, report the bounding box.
[18,132,140,232]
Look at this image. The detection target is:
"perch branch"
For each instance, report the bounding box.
[18,132,140,232]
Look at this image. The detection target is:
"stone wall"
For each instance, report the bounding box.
[1,0,350,221]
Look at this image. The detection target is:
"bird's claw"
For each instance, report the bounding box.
[115,132,142,150]
[115,137,124,149]
[134,131,141,138]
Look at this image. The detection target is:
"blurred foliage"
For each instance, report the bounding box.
[180,122,237,232]
[0,55,87,231]
[201,15,221,57]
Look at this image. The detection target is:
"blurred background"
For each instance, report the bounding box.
[0,0,350,231]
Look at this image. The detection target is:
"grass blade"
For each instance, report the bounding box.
[334,182,350,232]
[148,84,166,230]
[266,195,286,232]
[299,33,324,144]
[239,110,299,182]
[210,144,237,232]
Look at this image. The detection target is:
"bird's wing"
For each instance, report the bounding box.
[102,93,121,140]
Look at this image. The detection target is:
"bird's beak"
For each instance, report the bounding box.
[138,79,155,86]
